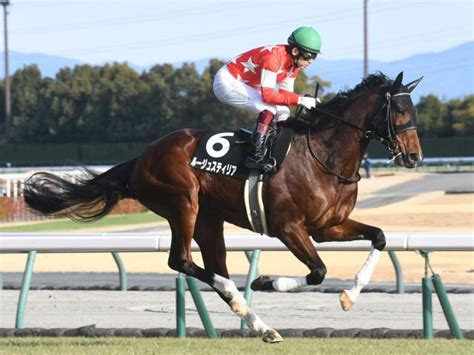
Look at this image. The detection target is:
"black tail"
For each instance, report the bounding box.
[23,158,137,222]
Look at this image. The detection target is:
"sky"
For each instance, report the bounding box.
[6,0,474,66]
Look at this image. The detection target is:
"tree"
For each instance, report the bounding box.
[8,65,50,143]
[294,70,331,95]
[2,61,472,144]
[37,63,148,143]
[416,95,452,137]
[138,63,177,139]
[91,63,146,142]
[167,63,204,130]
[449,95,474,136]
[40,65,96,142]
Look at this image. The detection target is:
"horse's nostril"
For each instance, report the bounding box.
[409,153,420,163]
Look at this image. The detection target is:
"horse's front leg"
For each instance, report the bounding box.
[252,221,328,292]
[312,218,386,311]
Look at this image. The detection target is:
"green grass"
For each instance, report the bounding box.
[0,212,164,232]
[0,337,471,355]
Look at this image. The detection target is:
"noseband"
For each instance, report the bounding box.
[365,91,417,160]
[305,91,416,184]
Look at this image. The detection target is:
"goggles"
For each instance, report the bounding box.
[300,51,318,61]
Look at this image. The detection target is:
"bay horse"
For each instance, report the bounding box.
[24,72,423,343]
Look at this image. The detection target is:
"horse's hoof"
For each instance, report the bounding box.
[251,276,274,291]
[340,290,354,311]
[262,329,283,343]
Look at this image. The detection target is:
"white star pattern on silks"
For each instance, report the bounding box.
[259,45,279,53]
[242,57,258,74]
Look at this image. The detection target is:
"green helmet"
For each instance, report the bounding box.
[288,26,322,54]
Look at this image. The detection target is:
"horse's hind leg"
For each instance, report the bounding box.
[149,193,281,343]
[167,210,283,340]
[166,206,215,284]
[138,177,213,284]
[193,214,282,343]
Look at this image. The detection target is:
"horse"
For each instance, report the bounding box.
[24,71,423,343]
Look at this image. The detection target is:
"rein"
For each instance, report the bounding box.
[306,129,362,184]
[304,91,415,184]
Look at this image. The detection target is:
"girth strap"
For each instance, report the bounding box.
[243,170,268,235]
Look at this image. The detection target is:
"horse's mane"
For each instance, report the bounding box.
[286,72,392,130]
[320,72,391,112]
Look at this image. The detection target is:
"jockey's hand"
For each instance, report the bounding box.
[298,96,320,110]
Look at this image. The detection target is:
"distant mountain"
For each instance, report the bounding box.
[7,52,83,78]
[305,41,474,102]
[3,41,473,102]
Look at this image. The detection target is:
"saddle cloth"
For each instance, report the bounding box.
[190,126,293,180]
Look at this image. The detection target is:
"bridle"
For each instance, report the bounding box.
[303,90,417,184]
[365,91,416,158]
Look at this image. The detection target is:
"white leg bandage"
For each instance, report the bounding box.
[213,274,246,305]
[272,276,307,292]
[345,247,381,303]
[240,308,270,333]
[213,274,270,332]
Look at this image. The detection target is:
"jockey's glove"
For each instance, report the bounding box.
[298,96,321,110]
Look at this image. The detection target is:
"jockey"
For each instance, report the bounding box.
[213,26,322,171]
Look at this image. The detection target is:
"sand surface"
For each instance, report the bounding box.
[1,172,473,284]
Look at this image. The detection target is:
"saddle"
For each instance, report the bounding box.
[190,125,293,235]
[190,124,293,181]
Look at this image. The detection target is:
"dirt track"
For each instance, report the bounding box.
[1,172,473,284]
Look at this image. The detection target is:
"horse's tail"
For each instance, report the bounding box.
[23,158,138,222]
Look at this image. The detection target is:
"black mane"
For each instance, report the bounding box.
[320,72,391,111]
[286,72,392,130]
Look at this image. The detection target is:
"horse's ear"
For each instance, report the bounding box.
[406,76,424,93]
[391,72,403,94]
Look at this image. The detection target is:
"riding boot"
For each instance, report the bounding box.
[244,110,275,172]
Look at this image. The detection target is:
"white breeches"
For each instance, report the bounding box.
[213,66,290,122]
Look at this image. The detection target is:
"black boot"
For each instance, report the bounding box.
[244,132,275,172]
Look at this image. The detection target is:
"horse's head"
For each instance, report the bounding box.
[369,72,424,168]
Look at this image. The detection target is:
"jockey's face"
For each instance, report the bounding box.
[291,47,317,70]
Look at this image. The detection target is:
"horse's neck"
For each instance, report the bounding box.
[317,126,366,176]
[311,101,371,176]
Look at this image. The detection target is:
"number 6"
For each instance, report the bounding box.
[206,132,234,158]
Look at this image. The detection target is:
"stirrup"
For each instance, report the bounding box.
[245,157,276,173]
[260,157,276,173]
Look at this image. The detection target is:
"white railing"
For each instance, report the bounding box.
[2,231,472,335]
[370,157,474,168]
[1,231,472,253]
